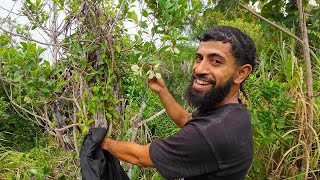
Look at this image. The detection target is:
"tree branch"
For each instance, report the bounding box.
[128,107,166,178]
[236,1,304,45]
[0,27,100,47]
[0,4,20,17]
[108,0,126,34]
[130,101,147,142]
[54,123,80,132]
[297,0,313,178]
[138,109,166,126]
[0,26,58,46]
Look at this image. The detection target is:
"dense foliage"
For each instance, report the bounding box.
[0,0,319,179]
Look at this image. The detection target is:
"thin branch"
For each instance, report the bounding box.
[54,123,80,132]
[0,26,58,46]
[4,0,19,22]
[128,108,166,179]
[0,26,99,47]
[73,103,80,157]
[139,109,166,126]
[0,5,20,17]
[236,1,304,45]
[108,0,126,34]
[10,98,48,122]
[130,101,146,142]
[21,1,52,37]
[128,100,146,179]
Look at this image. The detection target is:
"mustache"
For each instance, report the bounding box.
[192,74,216,85]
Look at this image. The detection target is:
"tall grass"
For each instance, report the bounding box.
[0,139,78,179]
[247,33,320,179]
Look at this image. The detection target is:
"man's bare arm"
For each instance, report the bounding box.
[101,138,154,167]
[158,87,191,127]
[148,78,191,128]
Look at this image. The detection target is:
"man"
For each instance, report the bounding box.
[101,26,256,179]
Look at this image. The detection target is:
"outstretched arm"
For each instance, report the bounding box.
[101,138,154,167]
[148,78,191,128]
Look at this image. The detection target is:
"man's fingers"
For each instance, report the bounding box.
[147,77,157,86]
[156,77,165,85]
[147,79,154,87]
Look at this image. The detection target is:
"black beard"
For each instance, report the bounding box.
[185,76,233,111]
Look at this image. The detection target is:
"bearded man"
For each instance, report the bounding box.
[101,26,256,180]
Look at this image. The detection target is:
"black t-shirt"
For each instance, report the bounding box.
[149,104,253,180]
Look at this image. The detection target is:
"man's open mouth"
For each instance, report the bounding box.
[192,78,215,92]
[195,79,211,86]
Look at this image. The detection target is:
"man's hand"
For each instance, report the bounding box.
[147,77,167,95]
[147,77,190,127]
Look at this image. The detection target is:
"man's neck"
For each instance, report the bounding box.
[213,91,239,109]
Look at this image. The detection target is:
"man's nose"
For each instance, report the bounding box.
[194,60,210,75]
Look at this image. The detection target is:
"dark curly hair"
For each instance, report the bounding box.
[198,26,257,96]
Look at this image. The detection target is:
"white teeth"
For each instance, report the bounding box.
[196,79,210,85]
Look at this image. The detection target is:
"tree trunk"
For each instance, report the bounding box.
[297,0,313,178]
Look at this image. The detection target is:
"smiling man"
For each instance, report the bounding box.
[101,26,256,180]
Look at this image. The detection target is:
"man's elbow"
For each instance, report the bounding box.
[177,113,192,128]
[135,144,154,167]
[136,156,154,167]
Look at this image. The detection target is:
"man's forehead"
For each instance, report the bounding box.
[197,41,233,56]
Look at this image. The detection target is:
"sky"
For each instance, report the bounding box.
[0,0,148,63]
[0,0,53,61]
[0,0,318,62]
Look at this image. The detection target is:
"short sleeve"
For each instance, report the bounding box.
[149,123,218,179]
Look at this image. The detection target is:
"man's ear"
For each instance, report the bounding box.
[234,64,252,84]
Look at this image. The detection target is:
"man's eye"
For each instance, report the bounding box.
[195,57,202,62]
[211,59,221,64]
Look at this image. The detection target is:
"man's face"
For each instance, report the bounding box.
[185,41,238,109]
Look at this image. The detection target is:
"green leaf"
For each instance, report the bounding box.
[13,75,23,82]
[29,168,42,179]
[20,42,28,50]
[43,60,50,67]
[24,96,32,104]
[43,166,51,175]
[27,80,36,87]
[128,11,138,22]
[29,168,39,175]
[177,37,189,41]
[36,0,41,6]
[92,96,98,101]
[81,125,88,133]
[154,63,160,70]
[47,80,55,86]
[165,47,172,52]
[49,121,58,128]
[115,46,121,53]
[39,77,46,82]
[73,5,79,12]
[173,47,180,54]
[57,81,66,87]
[40,87,50,93]
[54,88,62,93]
[161,35,172,41]
[140,21,148,28]
[142,10,149,17]
[106,112,112,119]
[51,69,61,76]
[131,65,139,71]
